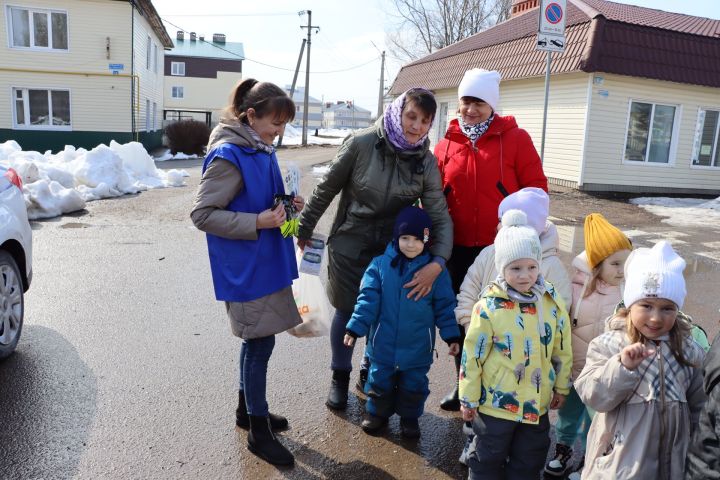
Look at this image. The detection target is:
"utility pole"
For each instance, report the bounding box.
[300,10,319,146]
[277,38,306,147]
[377,51,385,118]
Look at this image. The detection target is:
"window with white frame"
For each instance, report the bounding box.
[171,86,184,98]
[146,99,151,131]
[146,35,151,69]
[692,108,720,167]
[624,101,677,164]
[171,62,185,76]
[152,102,157,130]
[8,6,68,50]
[153,44,158,73]
[12,87,70,128]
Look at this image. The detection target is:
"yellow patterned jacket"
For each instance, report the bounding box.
[459,279,573,424]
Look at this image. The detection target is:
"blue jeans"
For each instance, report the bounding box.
[239,335,275,416]
[330,309,354,371]
[365,362,430,419]
[555,386,592,450]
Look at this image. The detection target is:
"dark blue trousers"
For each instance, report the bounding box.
[364,362,430,419]
[239,335,275,416]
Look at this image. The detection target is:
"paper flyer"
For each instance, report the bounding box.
[299,233,327,276]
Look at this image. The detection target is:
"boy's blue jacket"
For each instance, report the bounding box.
[346,243,460,370]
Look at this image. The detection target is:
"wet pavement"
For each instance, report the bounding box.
[0,145,718,479]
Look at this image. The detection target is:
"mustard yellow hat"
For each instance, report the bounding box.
[584,213,632,269]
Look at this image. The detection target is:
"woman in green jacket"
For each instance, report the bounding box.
[298,88,453,410]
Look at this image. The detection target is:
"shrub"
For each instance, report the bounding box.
[164,120,210,155]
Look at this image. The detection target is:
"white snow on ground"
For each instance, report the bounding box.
[153,149,199,161]
[0,140,188,220]
[279,124,345,146]
[630,196,720,228]
[318,128,353,138]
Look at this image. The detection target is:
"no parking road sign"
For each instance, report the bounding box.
[539,0,566,36]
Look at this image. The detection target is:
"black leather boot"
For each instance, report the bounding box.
[361,413,388,434]
[326,369,351,410]
[236,391,288,430]
[247,415,294,466]
[440,354,461,411]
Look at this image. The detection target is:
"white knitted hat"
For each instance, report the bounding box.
[458,69,501,111]
[494,209,542,275]
[623,241,686,309]
[498,187,549,235]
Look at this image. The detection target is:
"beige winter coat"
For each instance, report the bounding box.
[455,221,571,328]
[190,121,302,339]
[569,251,623,379]
[575,316,706,480]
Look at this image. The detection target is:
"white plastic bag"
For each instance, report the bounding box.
[287,250,333,338]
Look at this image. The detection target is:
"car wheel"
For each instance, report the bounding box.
[0,250,24,359]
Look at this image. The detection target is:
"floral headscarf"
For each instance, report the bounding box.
[383,88,435,151]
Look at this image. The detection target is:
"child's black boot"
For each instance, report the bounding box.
[356,367,368,393]
[544,443,573,476]
[440,352,461,411]
[247,415,294,466]
[326,369,350,410]
[361,413,388,434]
[236,391,288,430]
[400,417,421,438]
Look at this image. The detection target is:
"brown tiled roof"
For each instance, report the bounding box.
[136,0,174,49]
[389,0,720,94]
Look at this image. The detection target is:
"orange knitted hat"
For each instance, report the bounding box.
[584,213,632,269]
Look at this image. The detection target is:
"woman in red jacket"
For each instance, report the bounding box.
[434,68,548,411]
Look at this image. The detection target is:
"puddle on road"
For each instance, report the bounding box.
[555,225,720,339]
[60,222,91,229]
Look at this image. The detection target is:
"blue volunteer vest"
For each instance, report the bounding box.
[202,143,297,302]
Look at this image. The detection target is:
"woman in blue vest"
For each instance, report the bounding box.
[191,79,302,466]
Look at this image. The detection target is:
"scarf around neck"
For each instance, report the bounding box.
[459,114,495,146]
[383,89,434,152]
[244,123,274,154]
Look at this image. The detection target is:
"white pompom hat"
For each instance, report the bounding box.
[494,209,542,275]
[623,241,686,309]
[458,68,501,111]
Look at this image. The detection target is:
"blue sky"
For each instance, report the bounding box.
[152,0,719,117]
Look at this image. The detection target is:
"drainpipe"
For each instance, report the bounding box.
[130,0,136,141]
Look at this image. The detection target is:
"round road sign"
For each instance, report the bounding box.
[545,3,563,24]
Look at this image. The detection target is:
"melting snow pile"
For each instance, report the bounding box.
[280,124,345,146]
[630,196,720,228]
[0,140,189,220]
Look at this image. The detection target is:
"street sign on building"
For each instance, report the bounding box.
[536,0,566,53]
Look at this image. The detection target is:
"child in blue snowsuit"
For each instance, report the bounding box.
[344,206,461,438]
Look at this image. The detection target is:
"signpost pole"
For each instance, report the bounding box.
[540,51,551,163]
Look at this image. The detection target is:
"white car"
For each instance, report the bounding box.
[0,166,32,359]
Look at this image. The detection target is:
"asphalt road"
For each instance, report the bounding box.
[0,146,467,480]
[1,144,717,479]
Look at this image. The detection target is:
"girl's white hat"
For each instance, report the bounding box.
[458,69,501,111]
[623,240,686,309]
[494,209,542,275]
[498,187,549,235]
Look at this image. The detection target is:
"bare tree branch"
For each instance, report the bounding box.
[385,0,512,61]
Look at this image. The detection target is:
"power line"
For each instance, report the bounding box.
[161,18,379,74]
[162,12,299,17]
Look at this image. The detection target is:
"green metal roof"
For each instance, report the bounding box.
[167,39,244,61]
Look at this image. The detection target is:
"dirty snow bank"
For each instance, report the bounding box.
[0,140,188,220]
[630,196,720,228]
[279,124,345,146]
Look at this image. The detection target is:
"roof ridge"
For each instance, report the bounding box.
[568,0,602,20]
[596,0,720,23]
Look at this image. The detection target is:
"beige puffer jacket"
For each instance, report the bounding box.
[455,221,571,328]
[569,251,623,379]
[576,315,706,480]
